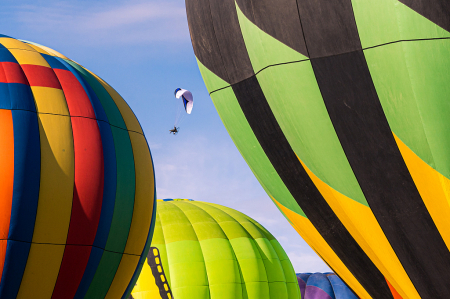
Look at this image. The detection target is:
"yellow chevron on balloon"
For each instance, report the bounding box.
[297,156,419,299]
[271,197,372,299]
[394,133,450,252]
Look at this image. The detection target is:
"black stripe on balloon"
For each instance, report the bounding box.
[185,0,254,85]
[147,247,172,299]
[235,0,308,57]
[399,0,450,33]
[295,0,361,58]
[232,75,394,299]
[311,50,450,298]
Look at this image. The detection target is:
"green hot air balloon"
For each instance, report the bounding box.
[185,0,450,298]
[129,199,299,299]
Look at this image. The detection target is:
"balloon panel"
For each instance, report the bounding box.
[0,35,156,299]
[186,0,450,298]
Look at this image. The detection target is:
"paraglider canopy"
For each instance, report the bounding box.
[174,88,194,114]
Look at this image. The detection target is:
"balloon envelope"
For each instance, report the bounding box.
[129,199,299,299]
[185,0,450,298]
[0,34,156,299]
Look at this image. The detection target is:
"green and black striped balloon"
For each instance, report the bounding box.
[185,0,450,298]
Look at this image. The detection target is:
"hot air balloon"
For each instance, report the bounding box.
[297,273,358,299]
[185,0,450,298]
[0,34,156,299]
[129,199,299,299]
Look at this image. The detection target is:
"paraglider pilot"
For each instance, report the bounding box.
[169,126,179,135]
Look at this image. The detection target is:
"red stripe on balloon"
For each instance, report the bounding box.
[20,65,61,89]
[0,62,29,85]
[51,245,92,299]
[53,69,96,118]
[51,69,104,299]
[0,240,6,283]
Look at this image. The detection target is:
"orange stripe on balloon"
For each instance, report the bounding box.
[386,278,403,299]
[0,109,14,240]
[0,109,14,284]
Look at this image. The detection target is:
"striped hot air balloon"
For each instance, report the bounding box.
[129,199,299,299]
[185,0,450,298]
[0,34,156,299]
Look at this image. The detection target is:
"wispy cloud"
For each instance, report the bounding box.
[8,0,189,45]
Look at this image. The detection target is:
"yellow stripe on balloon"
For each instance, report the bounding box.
[31,87,69,115]
[16,112,76,298]
[394,133,450,252]
[0,38,37,52]
[104,254,140,299]
[271,197,373,299]
[25,44,51,55]
[31,117,74,244]
[16,244,65,299]
[123,132,155,255]
[297,156,419,299]
[7,47,50,67]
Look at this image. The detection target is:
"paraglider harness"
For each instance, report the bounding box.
[169,126,179,135]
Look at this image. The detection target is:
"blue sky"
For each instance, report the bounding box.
[0,0,329,272]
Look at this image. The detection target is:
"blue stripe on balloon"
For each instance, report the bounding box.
[0,48,17,62]
[93,120,117,248]
[0,83,35,111]
[327,274,358,299]
[41,54,68,71]
[8,110,40,242]
[307,273,335,299]
[73,120,116,298]
[0,240,31,298]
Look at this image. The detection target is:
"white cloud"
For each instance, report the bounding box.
[9,0,189,45]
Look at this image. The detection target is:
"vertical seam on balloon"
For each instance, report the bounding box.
[173,202,213,293]
[195,202,273,294]
[206,0,232,83]
[294,0,311,58]
[189,202,250,295]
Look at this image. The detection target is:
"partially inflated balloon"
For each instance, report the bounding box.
[297,273,358,299]
[186,0,450,298]
[0,34,156,299]
[129,199,299,299]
